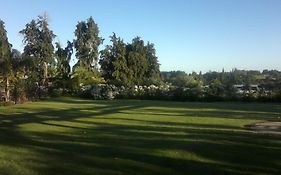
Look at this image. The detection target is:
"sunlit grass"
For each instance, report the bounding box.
[0,97,280,175]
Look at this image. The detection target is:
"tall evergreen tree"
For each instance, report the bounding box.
[55,41,73,92]
[126,37,148,85]
[37,14,56,84]
[11,49,28,103]
[0,19,12,101]
[100,33,130,86]
[100,35,161,86]
[20,14,55,98]
[145,42,161,85]
[55,41,73,79]
[74,17,103,70]
[11,49,23,71]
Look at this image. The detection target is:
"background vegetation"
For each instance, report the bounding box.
[0,14,281,104]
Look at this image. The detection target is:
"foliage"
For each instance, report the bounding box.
[100,34,161,87]
[126,37,148,85]
[55,41,73,78]
[19,14,56,100]
[74,17,103,70]
[53,41,74,93]
[0,19,12,102]
[1,15,281,103]
[20,14,56,79]
[99,33,130,86]
[0,101,14,106]
[71,67,105,91]
[145,42,161,85]
[161,71,201,87]
[0,19,12,75]
[11,78,27,104]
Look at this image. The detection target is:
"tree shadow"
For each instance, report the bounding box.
[0,98,280,175]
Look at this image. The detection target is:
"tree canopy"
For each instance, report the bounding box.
[99,34,161,86]
[74,17,103,70]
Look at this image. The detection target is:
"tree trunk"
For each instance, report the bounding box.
[42,61,48,85]
[5,77,9,102]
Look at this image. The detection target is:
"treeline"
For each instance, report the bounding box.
[0,14,281,104]
[161,69,281,90]
[160,69,281,101]
[0,15,160,104]
[79,69,281,102]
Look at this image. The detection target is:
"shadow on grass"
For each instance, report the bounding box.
[0,98,280,175]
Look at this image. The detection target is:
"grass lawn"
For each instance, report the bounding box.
[0,97,281,175]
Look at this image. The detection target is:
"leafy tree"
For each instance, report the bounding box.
[71,67,105,90]
[74,17,103,70]
[126,37,148,85]
[145,42,161,85]
[0,19,12,101]
[20,14,56,98]
[55,41,73,78]
[100,33,130,86]
[161,71,198,87]
[11,49,23,71]
[100,35,161,87]
[54,41,73,92]
[209,79,225,97]
[10,49,28,103]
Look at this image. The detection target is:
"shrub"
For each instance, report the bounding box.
[0,101,14,106]
[50,88,64,97]
[75,83,281,102]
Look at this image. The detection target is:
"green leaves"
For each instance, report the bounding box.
[74,17,103,70]
[145,42,161,85]
[100,33,130,86]
[0,19,12,76]
[20,15,56,81]
[55,41,73,79]
[71,66,105,88]
[100,34,161,87]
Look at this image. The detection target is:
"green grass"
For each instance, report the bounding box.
[0,97,281,175]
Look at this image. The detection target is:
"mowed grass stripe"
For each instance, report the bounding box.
[0,97,280,175]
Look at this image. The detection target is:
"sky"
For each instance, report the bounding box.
[1,0,281,73]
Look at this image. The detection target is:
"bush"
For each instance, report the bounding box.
[0,101,14,106]
[91,84,115,100]
[75,83,281,102]
[50,88,64,97]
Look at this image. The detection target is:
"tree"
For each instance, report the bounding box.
[126,37,148,85]
[161,71,198,87]
[20,14,56,98]
[209,79,225,97]
[71,67,105,90]
[99,33,130,86]
[11,49,23,71]
[100,34,162,86]
[74,17,103,70]
[55,41,73,78]
[0,19,12,101]
[145,42,161,85]
[54,41,73,92]
[37,14,56,85]
[10,49,27,103]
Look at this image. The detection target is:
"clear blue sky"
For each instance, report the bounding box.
[1,0,281,72]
